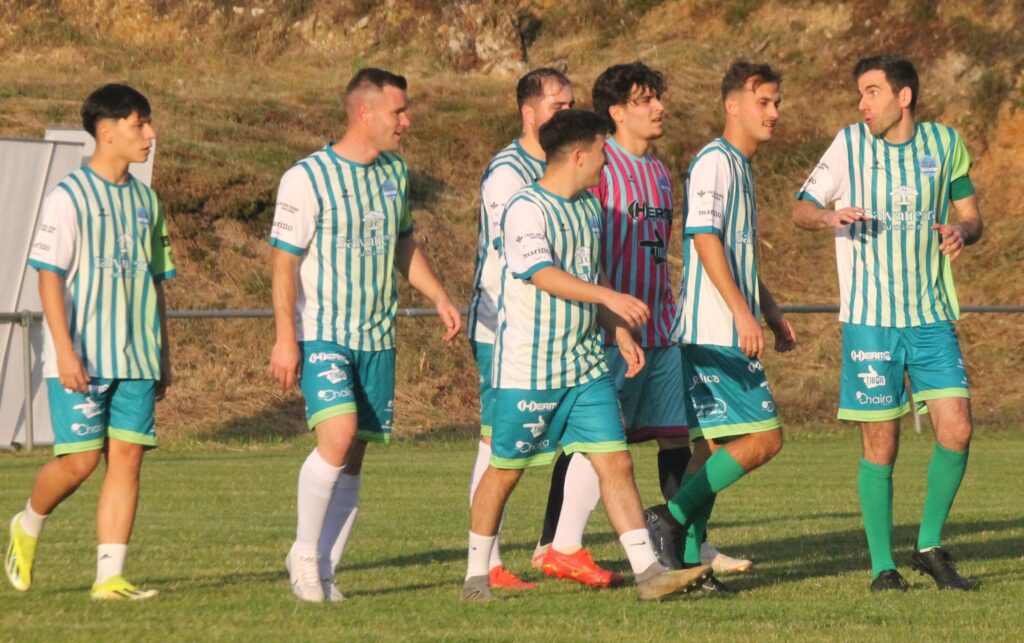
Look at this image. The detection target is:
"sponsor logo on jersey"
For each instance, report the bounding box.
[272,221,293,232]
[522,415,547,438]
[857,365,886,389]
[317,364,348,384]
[638,230,667,263]
[920,155,938,177]
[364,210,386,232]
[308,351,349,365]
[71,422,103,436]
[627,200,672,222]
[381,179,399,201]
[517,400,557,413]
[692,374,720,385]
[94,256,148,278]
[317,389,352,402]
[695,190,724,202]
[850,350,891,362]
[855,391,894,406]
[117,234,133,256]
[890,185,918,207]
[136,207,151,227]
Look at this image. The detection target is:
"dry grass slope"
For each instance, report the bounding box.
[1,0,1021,442]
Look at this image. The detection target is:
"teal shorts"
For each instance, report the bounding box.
[470,340,495,438]
[46,378,156,456]
[299,341,394,443]
[490,374,627,469]
[680,345,780,442]
[605,345,688,443]
[839,322,970,422]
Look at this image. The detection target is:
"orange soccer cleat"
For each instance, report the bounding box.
[489,565,537,590]
[540,547,624,589]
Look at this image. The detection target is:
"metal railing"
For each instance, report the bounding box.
[3,304,1022,451]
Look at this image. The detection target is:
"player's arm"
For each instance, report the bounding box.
[270,249,302,390]
[531,268,649,330]
[37,271,87,393]
[395,235,461,343]
[792,199,868,230]
[932,195,983,262]
[758,280,796,353]
[792,132,866,231]
[155,281,172,400]
[692,233,765,359]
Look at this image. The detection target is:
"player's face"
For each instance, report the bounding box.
[737,80,780,143]
[618,85,664,141]
[105,112,156,164]
[857,70,905,137]
[578,134,607,187]
[366,85,411,152]
[531,82,575,129]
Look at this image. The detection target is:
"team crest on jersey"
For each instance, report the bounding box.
[657,175,671,197]
[574,247,592,279]
[364,210,386,232]
[380,179,398,201]
[135,207,151,227]
[920,156,938,177]
[890,185,918,207]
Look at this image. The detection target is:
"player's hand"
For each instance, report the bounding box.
[932,223,965,261]
[601,291,650,330]
[269,340,301,391]
[56,346,88,393]
[766,313,797,353]
[615,326,646,378]
[823,207,869,228]
[735,310,765,360]
[435,295,462,343]
[156,355,172,401]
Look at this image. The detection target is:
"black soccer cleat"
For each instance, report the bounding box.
[870,569,909,593]
[698,572,737,594]
[644,504,684,570]
[911,547,974,591]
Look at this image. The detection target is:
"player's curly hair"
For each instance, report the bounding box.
[592,62,667,133]
[538,109,610,161]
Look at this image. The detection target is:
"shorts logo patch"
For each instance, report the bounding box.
[517,400,557,412]
[317,389,351,402]
[515,438,550,454]
[73,398,103,419]
[855,391,894,405]
[71,422,103,436]
[381,179,399,200]
[693,397,728,423]
[317,364,348,384]
[523,415,547,438]
[761,400,775,412]
[920,156,938,177]
[857,365,886,389]
[850,350,891,362]
[747,360,764,373]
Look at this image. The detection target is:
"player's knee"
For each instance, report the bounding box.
[60,450,102,482]
[106,440,145,474]
[938,421,972,451]
[763,429,784,458]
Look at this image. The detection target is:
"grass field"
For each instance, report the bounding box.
[1,430,1021,641]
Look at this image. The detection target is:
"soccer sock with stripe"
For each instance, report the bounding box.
[319,470,361,580]
[667,448,745,526]
[96,543,127,585]
[657,446,692,501]
[917,443,969,550]
[468,441,503,569]
[295,449,342,554]
[550,452,600,553]
[858,459,896,578]
[538,451,572,547]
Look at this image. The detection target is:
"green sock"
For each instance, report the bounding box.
[667,448,744,525]
[917,443,969,550]
[682,493,716,565]
[858,459,896,579]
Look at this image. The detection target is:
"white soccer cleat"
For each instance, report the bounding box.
[701,542,753,573]
[321,578,346,602]
[286,546,325,602]
[531,543,549,571]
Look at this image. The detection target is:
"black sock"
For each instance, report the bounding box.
[538,451,573,547]
[657,446,692,501]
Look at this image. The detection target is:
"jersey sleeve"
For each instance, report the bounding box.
[28,188,77,276]
[481,165,528,240]
[685,152,731,238]
[502,198,553,280]
[269,165,319,255]
[796,131,849,207]
[149,195,176,282]
[949,130,975,200]
[397,159,414,238]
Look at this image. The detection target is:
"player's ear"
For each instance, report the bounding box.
[724,94,740,117]
[898,86,913,110]
[607,104,624,127]
[521,103,535,129]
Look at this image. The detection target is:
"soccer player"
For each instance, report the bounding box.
[269,68,462,602]
[645,61,796,591]
[5,84,173,600]
[466,68,574,590]
[462,109,712,602]
[533,62,751,590]
[793,55,983,592]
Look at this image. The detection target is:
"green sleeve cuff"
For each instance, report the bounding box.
[950,175,975,201]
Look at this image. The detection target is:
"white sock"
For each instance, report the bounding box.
[295,449,342,553]
[551,452,600,553]
[20,500,48,538]
[466,531,497,580]
[96,543,128,584]
[619,529,659,575]
[468,441,504,570]
[318,471,361,580]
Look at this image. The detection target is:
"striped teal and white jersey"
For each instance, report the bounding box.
[269,144,413,351]
[796,122,974,327]
[672,138,760,348]
[468,139,545,343]
[28,167,176,380]
[493,183,607,389]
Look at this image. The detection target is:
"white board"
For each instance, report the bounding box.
[0,138,85,449]
[44,127,155,186]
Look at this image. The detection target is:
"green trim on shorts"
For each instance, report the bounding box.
[912,387,970,407]
[108,427,158,448]
[562,440,628,455]
[838,403,911,423]
[480,424,493,438]
[356,429,390,444]
[308,403,358,429]
[490,451,558,469]
[690,418,780,442]
[53,438,105,456]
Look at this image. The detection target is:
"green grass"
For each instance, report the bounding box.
[1,431,1022,641]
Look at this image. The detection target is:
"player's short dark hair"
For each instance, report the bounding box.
[720,61,782,101]
[591,62,666,133]
[854,55,919,111]
[81,84,151,137]
[538,109,609,161]
[345,67,408,97]
[516,68,572,110]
